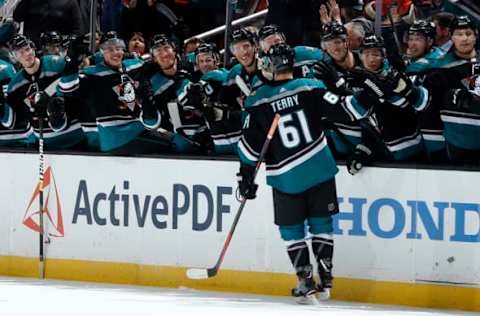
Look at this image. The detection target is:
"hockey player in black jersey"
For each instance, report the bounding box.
[212,28,260,154]
[356,34,429,161]
[257,24,330,80]
[237,43,381,304]
[4,34,84,149]
[57,31,163,153]
[147,34,207,153]
[423,16,480,163]
[313,22,367,161]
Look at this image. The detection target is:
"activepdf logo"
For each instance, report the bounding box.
[23,166,65,237]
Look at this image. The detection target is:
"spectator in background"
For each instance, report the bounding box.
[344,20,366,51]
[432,12,455,53]
[13,0,84,46]
[127,31,146,56]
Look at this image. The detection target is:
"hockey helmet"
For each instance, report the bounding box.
[258,24,284,41]
[408,20,436,40]
[40,31,62,46]
[321,22,347,43]
[100,31,126,50]
[195,43,220,63]
[360,34,385,51]
[263,42,294,74]
[450,15,477,33]
[231,28,257,45]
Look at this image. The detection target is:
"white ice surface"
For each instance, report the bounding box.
[0,277,476,316]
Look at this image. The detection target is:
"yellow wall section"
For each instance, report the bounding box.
[1,255,479,312]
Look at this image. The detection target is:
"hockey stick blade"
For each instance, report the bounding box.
[186,268,215,279]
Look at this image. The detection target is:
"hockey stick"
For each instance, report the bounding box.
[235,75,251,96]
[36,77,60,279]
[186,114,281,279]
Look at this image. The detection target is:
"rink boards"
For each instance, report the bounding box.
[0,152,478,312]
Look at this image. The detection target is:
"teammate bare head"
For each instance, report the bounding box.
[127,32,146,56]
[321,22,349,63]
[230,28,257,69]
[195,43,219,75]
[40,31,63,56]
[406,20,436,59]
[450,16,477,59]
[258,25,286,53]
[150,34,177,74]
[360,34,385,72]
[100,31,125,70]
[10,34,38,71]
[264,43,295,81]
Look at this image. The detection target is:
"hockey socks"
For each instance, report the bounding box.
[312,234,334,290]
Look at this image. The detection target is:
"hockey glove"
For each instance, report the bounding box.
[65,35,89,73]
[237,164,258,200]
[31,91,49,120]
[179,82,207,111]
[346,143,372,175]
[313,61,350,95]
[136,80,157,118]
[47,96,67,130]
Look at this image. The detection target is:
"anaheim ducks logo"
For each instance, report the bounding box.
[113,74,137,112]
[23,166,64,238]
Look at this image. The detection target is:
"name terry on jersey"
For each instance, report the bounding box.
[270,95,299,112]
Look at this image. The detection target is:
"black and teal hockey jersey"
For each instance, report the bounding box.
[5,55,83,149]
[60,58,160,151]
[239,78,366,194]
[0,59,26,146]
[424,51,480,151]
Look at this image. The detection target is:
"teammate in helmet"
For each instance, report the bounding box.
[148,33,209,153]
[359,34,428,161]
[5,34,84,149]
[404,19,446,75]
[422,16,480,163]
[40,31,63,56]
[258,24,330,80]
[195,43,220,75]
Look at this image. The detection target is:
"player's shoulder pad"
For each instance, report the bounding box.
[294,45,326,63]
[7,70,28,93]
[226,63,243,79]
[123,58,144,72]
[41,55,65,73]
[0,59,15,79]
[244,78,325,108]
[201,68,228,82]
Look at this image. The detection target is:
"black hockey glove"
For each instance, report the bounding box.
[237,164,258,200]
[346,143,372,175]
[180,82,207,111]
[384,70,415,99]
[313,61,351,95]
[31,91,49,120]
[445,88,480,115]
[47,96,66,129]
[65,34,89,73]
[136,80,157,118]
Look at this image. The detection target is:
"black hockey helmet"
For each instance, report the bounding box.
[264,42,294,73]
[258,24,284,41]
[231,28,257,45]
[195,43,220,62]
[150,33,176,54]
[408,19,436,40]
[321,22,347,42]
[449,15,477,33]
[9,34,35,51]
[360,34,385,50]
[40,31,62,46]
[100,31,126,50]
